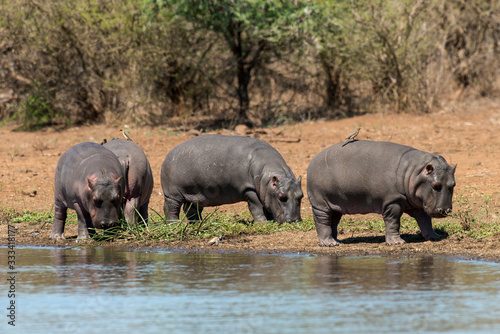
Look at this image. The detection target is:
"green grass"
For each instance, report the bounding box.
[103,210,317,243]
[1,205,499,244]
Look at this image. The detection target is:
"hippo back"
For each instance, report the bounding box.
[161,134,294,196]
[104,139,154,204]
[307,140,439,215]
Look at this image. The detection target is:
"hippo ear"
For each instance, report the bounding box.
[110,172,122,182]
[271,176,279,190]
[87,177,96,191]
[113,176,123,185]
[297,176,302,184]
[451,164,457,173]
[424,163,434,175]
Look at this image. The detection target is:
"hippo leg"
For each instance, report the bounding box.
[124,196,140,225]
[245,191,268,222]
[126,196,149,226]
[312,206,341,247]
[383,203,406,245]
[138,201,149,225]
[164,196,182,221]
[407,209,442,241]
[50,201,67,239]
[183,202,203,221]
[74,203,94,240]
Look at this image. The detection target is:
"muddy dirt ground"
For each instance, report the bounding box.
[1,99,500,261]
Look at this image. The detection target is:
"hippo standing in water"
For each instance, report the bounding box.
[161,134,303,223]
[50,142,125,239]
[104,139,154,225]
[307,140,456,246]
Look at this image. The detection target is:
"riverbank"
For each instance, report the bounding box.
[2,216,499,262]
[1,99,499,262]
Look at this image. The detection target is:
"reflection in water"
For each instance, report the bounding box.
[312,255,456,291]
[0,247,499,334]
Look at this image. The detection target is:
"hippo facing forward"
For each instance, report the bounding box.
[307,140,456,246]
[50,142,125,240]
[161,134,303,223]
[104,139,154,225]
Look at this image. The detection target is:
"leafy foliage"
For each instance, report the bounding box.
[15,83,58,130]
[149,0,315,124]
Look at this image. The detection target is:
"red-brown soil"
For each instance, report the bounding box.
[1,99,499,261]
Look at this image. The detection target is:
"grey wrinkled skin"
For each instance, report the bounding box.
[50,142,125,240]
[307,140,456,246]
[104,139,154,225]
[161,134,303,223]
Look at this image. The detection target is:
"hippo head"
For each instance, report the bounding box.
[85,173,124,229]
[415,158,456,218]
[266,175,303,223]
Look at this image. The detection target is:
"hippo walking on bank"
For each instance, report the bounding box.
[104,139,154,225]
[307,140,456,246]
[161,134,303,223]
[50,142,125,239]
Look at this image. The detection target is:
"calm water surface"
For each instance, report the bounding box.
[1,246,499,334]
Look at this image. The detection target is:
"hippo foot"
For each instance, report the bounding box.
[76,234,94,242]
[385,235,406,245]
[49,233,65,240]
[423,231,442,241]
[319,238,341,247]
[76,233,92,241]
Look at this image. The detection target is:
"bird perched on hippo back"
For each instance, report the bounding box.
[345,127,361,141]
[50,142,125,240]
[307,140,456,246]
[161,134,303,224]
[104,139,154,225]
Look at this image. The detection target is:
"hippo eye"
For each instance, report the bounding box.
[431,182,442,191]
[93,197,103,208]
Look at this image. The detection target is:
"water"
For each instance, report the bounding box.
[1,246,499,334]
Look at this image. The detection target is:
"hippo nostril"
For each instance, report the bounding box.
[445,208,452,214]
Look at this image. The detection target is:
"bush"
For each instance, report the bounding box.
[0,0,498,127]
[15,83,58,130]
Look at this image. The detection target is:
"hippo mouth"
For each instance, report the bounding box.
[423,203,452,218]
[93,220,120,229]
[430,212,450,218]
[275,212,302,224]
[428,208,452,218]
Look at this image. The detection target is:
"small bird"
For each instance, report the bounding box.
[208,235,223,246]
[120,129,133,141]
[345,127,361,141]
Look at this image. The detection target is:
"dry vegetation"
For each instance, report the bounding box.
[0,0,499,129]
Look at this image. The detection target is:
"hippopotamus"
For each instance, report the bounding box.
[104,139,154,225]
[307,140,456,246]
[161,134,303,223]
[50,142,125,240]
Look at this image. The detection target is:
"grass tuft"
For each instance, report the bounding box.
[1,204,499,244]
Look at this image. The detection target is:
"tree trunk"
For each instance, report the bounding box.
[236,60,251,126]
